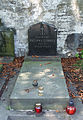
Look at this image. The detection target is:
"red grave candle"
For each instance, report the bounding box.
[66,100,76,115]
[35,103,42,113]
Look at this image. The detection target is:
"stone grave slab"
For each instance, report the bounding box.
[10,58,69,110]
[0,57,14,92]
[7,114,69,120]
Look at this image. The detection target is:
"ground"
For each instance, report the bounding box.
[0,56,83,120]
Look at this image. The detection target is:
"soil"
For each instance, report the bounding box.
[61,57,83,102]
[0,56,24,97]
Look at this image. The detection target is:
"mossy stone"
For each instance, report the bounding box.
[0,64,3,72]
[0,29,15,56]
[0,19,2,26]
[0,19,4,26]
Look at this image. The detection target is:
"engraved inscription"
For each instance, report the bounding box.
[28,22,57,55]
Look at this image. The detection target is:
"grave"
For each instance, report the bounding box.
[10,57,69,110]
[0,19,15,56]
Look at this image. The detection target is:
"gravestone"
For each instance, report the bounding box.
[28,22,57,56]
[0,19,15,56]
[65,33,83,50]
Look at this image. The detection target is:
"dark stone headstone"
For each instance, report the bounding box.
[65,33,83,50]
[28,22,57,56]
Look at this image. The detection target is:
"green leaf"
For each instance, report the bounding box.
[80,50,83,53]
[6,105,11,110]
[81,55,83,58]
[75,53,79,57]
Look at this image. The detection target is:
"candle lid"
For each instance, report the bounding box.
[69,100,74,106]
[36,103,41,106]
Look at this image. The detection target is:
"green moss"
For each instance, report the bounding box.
[0,18,15,56]
[0,19,2,26]
[0,19,4,26]
[0,64,3,72]
[0,29,15,56]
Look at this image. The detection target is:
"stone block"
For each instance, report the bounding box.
[10,59,69,110]
[0,28,15,56]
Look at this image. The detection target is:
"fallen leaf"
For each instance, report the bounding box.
[44,62,51,65]
[0,63,7,65]
[40,64,42,66]
[32,55,35,58]
[52,74,55,76]
[60,77,65,79]
[25,89,29,93]
[56,110,60,112]
[35,55,39,58]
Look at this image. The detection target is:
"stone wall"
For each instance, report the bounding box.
[0,0,83,56]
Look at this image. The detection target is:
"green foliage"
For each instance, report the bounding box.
[75,53,79,58]
[74,60,83,70]
[6,105,11,110]
[74,50,83,71]
[75,50,83,58]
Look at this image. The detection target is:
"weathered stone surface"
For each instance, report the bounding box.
[7,115,70,120]
[0,0,83,56]
[0,19,3,26]
[0,19,1,26]
[10,59,69,110]
[0,30,15,56]
[65,33,83,50]
[0,20,15,56]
